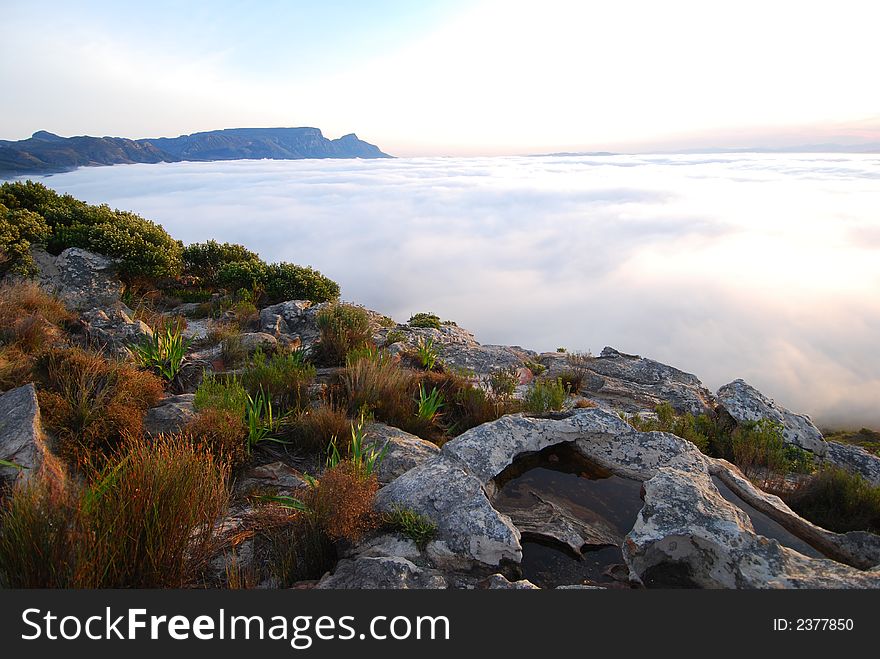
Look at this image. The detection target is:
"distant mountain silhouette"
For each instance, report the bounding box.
[0,127,391,175]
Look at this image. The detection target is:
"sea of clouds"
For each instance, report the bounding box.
[23,153,880,429]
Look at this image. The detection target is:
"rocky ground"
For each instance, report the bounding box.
[2,246,880,589]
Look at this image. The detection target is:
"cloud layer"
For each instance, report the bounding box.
[27,153,880,429]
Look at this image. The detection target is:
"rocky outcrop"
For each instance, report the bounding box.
[315,556,447,589]
[259,300,325,349]
[717,379,827,456]
[236,332,278,355]
[80,304,153,353]
[824,441,880,487]
[383,324,536,377]
[542,347,716,415]
[625,467,880,588]
[0,384,47,484]
[481,573,540,589]
[29,247,124,311]
[362,423,441,485]
[143,394,196,436]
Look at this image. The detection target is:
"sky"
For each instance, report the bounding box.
[26,153,880,430]
[2,0,880,156]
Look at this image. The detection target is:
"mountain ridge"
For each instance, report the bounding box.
[0,127,392,175]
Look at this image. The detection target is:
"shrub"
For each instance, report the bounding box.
[263,513,337,586]
[326,416,388,478]
[281,405,351,454]
[339,358,414,425]
[241,348,316,411]
[629,402,711,453]
[129,324,189,382]
[316,303,373,366]
[383,329,406,346]
[0,203,51,276]
[182,240,262,286]
[408,312,441,329]
[35,348,164,461]
[217,260,340,305]
[416,384,444,421]
[488,366,519,399]
[0,435,229,588]
[731,418,814,483]
[194,373,249,416]
[304,460,379,543]
[523,359,546,376]
[0,181,183,280]
[785,467,880,534]
[184,408,248,468]
[245,387,285,453]
[0,474,74,587]
[523,377,568,414]
[415,336,440,370]
[383,505,437,550]
[0,281,71,356]
[559,351,592,393]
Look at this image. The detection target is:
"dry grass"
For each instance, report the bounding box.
[0,434,229,588]
[305,460,379,543]
[339,357,415,423]
[315,303,373,366]
[281,404,352,454]
[184,408,248,469]
[34,347,164,462]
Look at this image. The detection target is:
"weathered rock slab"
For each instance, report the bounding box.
[717,379,827,456]
[824,441,880,487]
[143,394,195,436]
[30,247,124,311]
[364,423,440,485]
[315,556,447,589]
[0,384,46,484]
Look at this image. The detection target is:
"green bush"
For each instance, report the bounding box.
[316,303,373,366]
[241,348,315,411]
[523,377,568,414]
[0,203,51,276]
[408,312,441,329]
[0,181,183,280]
[629,402,711,453]
[194,373,249,416]
[183,240,261,286]
[216,260,339,305]
[786,467,880,534]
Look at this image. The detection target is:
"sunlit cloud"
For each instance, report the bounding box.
[23,152,880,429]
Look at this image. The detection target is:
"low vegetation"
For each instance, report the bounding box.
[785,467,880,534]
[523,377,568,414]
[407,312,441,329]
[315,302,372,366]
[383,505,437,550]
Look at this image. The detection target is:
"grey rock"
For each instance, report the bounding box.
[238,461,308,495]
[143,394,195,436]
[824,441,880,487]
[181,318,210,342]
[717,379,827,456]
[258,300,326,348]
[624,467,880,588]
[374,454,521,569]
[342,533,422,562]
[542,347,715,415]
[482,574,540,590]
[81,304,153,354]
[0,384,47,484]
[443,409,633,486]
[30,247,124,311]
[364,423,440,485]
[236,332,277,354]
[709,458,880,569]
[315,556,447,589]
[500,491,622,554]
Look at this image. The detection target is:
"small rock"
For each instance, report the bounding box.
[239,462,308,494]
[143,394,196,436]
[315,556,448,589]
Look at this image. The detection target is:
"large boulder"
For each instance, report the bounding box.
[0,384,47,484]
[383,324,536,377]
[624,467,880,588]
[30,246,124,311]
[374,453,522,569]
[258,300,326,349]
[541,347,716,415]
[823,442,880,487]
[363,423,441,485]
[717,379,827,456]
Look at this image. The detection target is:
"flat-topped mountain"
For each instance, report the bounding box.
[0,127,391,175]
